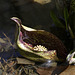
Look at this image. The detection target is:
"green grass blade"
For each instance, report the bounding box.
[68,25,75,39]
[50,11,65,28]
[64,8,69,30]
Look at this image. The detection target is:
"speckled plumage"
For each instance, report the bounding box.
[11,17,68,62]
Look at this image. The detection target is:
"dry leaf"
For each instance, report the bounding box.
[0,38,6,43]
[16,57,35,65]
[60,65,75,75]
[35,67,55,75]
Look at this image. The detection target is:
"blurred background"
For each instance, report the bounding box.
[0,0,75,74]
[0,0,75,53]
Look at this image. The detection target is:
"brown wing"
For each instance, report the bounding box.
[21,26,68,61]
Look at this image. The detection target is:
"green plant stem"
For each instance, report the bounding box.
[68,25,75,39]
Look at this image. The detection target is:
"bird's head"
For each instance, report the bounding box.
[11,17,22,26]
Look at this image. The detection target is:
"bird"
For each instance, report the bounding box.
[11,17,68,62]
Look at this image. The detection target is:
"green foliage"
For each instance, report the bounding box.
[50,0,75,39]
[50,11,65,28]
[70,0,75,11]
[68,26,75,39]
[55,0,64,15]
[64,7,69,31]
[63,7,74,39]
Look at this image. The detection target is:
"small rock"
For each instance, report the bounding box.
[34,0,51,4]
